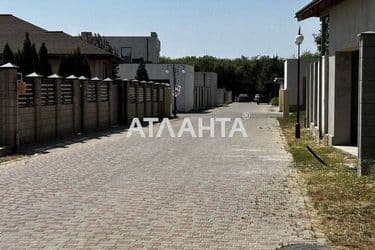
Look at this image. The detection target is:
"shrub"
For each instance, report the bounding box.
[271,97,279,106]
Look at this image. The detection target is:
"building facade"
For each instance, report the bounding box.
[99,32,160,64]
[283,59,314,108]
[296,0,375,174]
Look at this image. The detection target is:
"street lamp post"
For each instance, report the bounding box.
[166,64,186,117]
[295,27,304,139]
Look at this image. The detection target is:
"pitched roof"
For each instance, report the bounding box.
[0,14,122,60]
[295,0,345,21]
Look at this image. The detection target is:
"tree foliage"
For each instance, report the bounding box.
[135,58,149,81]
[314,16,329,55]
[38,42,52,76]
[301,51,320,61]
[160,55,284,101]
[2,43,14,64]
[16,32,37,74]
[58,47,91,78]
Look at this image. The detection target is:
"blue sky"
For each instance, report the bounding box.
[1,0,319,58]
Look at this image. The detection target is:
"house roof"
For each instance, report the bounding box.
[295,0,345,21]
[0,14,122,61]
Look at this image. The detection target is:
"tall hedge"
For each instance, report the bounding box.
[58,47,91,78]
[38,42,52,76]
[2,43,14,64]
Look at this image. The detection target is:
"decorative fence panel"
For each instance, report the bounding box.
[61,80,73,104]
[0,67,171,150]
[41,79,56,106]
[18,80,35,107]
[87,81,97,103]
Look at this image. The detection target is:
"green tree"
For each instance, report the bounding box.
[160,55,284,101]
[38,42,52,76]
[31,44,39,73]
[2,43,15,64]
[314,16,329,55]
[58,47,91,78]
[19,32,37,74]
[301,51,320,61]
[135,58,149,81]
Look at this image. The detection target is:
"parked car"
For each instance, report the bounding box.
[254,94,267,104]
[237,94,251,102]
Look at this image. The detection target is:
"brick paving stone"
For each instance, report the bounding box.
[0,103,323,249]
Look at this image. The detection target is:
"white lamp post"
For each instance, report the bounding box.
[295,27,304,139]
[165,64,186,117]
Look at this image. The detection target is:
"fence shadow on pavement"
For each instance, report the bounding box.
[16,126,129,156]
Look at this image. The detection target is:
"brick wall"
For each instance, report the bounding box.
[0,66,171,149]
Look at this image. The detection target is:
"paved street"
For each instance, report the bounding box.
[0,103,318,249]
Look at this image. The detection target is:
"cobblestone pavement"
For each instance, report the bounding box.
[0,103,319,249]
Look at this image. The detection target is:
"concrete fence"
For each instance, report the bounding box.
[304,57,329,141]
[215,89,233,106]
[224,91,233,104]
[193,86,210,110]
[0,64,171,151]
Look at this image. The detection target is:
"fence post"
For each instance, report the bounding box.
[152,82,159,117]
[132,80,139,119]
[283,90,289,120]
[123,80,129,125]
[104,77,113,128]
[140,81,147,119]
[149,81,154,117]
[90,77,101,130]
[48,74,62,138]
[0,63,18,148]
[159,83,164,118]
[78,76,88,133]
[26,73,43,142]
[108,79,113,127]
[68,75,80,134]
[165,84,172,118]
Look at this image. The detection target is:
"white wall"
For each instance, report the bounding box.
[194,72,218,107]
[216,89,225,106]
[284,59,313,106]
[329,0,375,54]
[105,35,160,63]
[118,64,195,112]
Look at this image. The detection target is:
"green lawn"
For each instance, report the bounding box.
[279,113,375,249]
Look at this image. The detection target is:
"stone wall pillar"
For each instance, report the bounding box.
[30,75,43,143]
[305,66,310,127]
[70,77,81,134]
[53,77,62,137]
[283,90,289,120]
[279,87,284,113]
[165,84,172,118]
[150,82,155,117]
[80,78,88,133]
[329,52,352,146]
[108,80,114,127]
[0,65,18,148]
[133,80,140,118]
[308,63,314,126]
[311,62,317,129]
[358,32,375,175]
[321,56,329,136]
[316,60,322,139]
[95,79,102,130]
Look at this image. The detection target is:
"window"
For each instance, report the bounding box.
[121,47,132,63]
